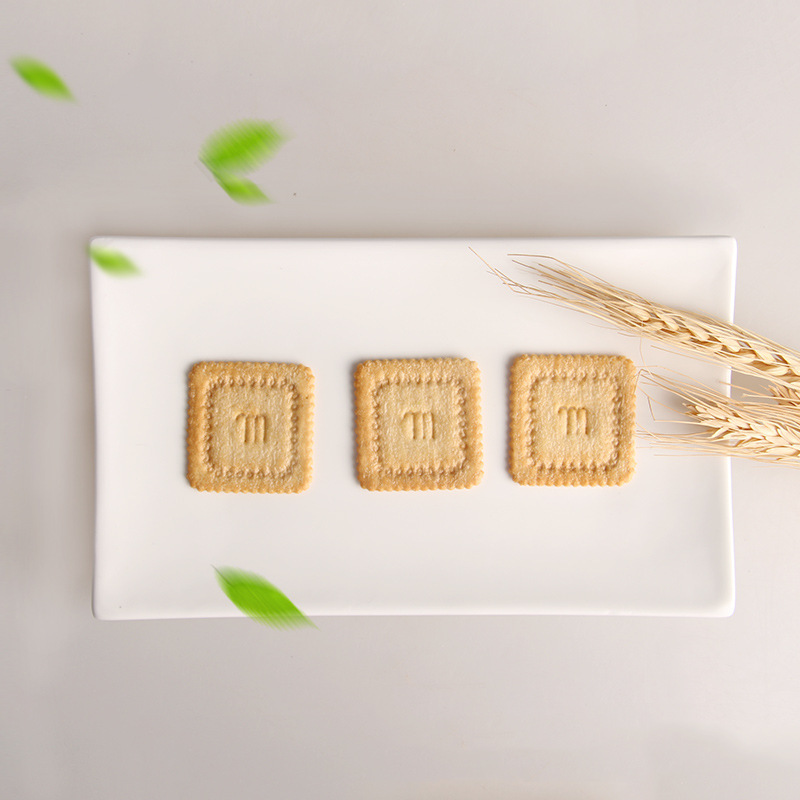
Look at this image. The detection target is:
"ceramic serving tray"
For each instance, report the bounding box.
[91,237,736,619]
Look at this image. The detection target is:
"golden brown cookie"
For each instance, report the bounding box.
[354,358,483,491]
[186,361,314,493]
[509,354,636,486]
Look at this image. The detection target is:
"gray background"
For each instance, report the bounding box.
[2,1,799,797]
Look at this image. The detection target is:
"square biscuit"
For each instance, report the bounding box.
[509,354,636,486]
[354,358,483,491]
[186,361,314,493]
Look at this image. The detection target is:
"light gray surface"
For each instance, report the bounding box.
[2,1,799,797]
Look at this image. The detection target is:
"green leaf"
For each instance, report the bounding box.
[199,119,285,175]
[213,172,270,204]
[89,244,141,276]
[11,56,74,101]
[215,567,315,629]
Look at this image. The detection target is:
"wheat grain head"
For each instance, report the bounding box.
[642,373,800,464]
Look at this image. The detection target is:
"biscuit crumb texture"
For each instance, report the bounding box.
[186,361,314,493]
[509,354,636,486]
[354,357,483,491]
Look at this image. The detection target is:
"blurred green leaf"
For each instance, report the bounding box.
[199,119,285,175]
[11,56,74,101]
[215,567,315,629]
[89,244,141,277]
[213,173,270,204]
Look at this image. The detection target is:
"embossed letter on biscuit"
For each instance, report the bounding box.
[354,358,483,491]
[186,361,314,493]
[509,354,636,486]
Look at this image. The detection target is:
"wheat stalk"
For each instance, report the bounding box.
[477,250,800,390]
[642,374,800,464]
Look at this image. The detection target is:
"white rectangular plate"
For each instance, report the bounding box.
[91,237,736,619]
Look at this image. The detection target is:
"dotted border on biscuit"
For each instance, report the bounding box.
[372,376,468,477]
[528,373,621,472]
[202,376,299,480]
